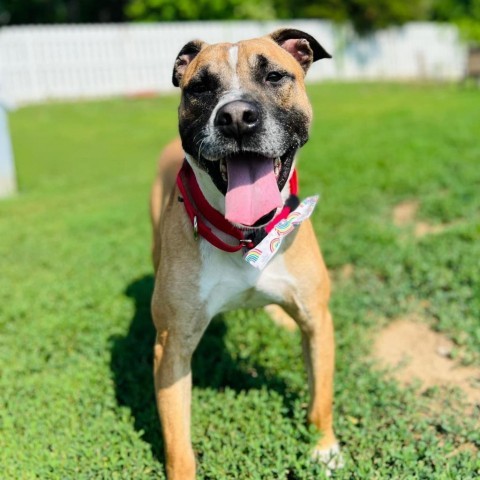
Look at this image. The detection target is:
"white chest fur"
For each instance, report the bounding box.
[198,239,294,319]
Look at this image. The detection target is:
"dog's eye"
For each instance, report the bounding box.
[186,82,210,95]
[266,71,284,83]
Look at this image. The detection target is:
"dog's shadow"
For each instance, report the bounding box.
[110,274,293,461]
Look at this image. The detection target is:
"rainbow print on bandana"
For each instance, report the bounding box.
[303,197,317,206]
[289,211,302,225]
[244,195,319,270]
[275,218,295,236]
[244,248,262,264]
[270,237,281,253]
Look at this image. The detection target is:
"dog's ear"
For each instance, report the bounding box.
[172,40,207,87]
[269,29,331,73]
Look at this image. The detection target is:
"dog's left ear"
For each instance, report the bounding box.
[269,29,331,73]
[172,40,208,87]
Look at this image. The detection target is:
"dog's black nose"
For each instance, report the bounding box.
[214,101,260,139]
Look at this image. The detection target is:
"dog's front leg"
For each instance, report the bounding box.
[293,301,343,472]
[281,222,342,472]
[153,307,210,480]
[301,306,336,443]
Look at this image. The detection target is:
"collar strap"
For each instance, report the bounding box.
[176,160,299,253]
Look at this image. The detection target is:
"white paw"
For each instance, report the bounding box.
[312,443,344,476]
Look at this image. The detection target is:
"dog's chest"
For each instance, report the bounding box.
[198,240,294,318]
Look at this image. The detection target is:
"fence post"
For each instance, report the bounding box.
[0,102,17,198]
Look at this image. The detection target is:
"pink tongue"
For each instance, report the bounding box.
[225,156,282,226]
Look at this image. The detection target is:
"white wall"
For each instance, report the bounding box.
[0,20,466,105]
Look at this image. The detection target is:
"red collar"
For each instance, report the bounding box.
[176,160,299,253]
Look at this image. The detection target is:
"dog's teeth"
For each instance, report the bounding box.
[274,158,281,177]
[220,159,227,182]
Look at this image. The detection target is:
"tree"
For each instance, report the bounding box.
[123,0,425,35]
[287,0,426,35]
[430,0,480,43]
[124,0,275,22]
[1,0,478,43]
[0,0,127,25]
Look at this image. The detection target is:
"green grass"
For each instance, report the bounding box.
[1,83,479,479]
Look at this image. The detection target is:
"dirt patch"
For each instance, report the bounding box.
[373,318,480,407]
[414,221,449,238]
[393,200,419,226]
[392,200,453,238]
[339,263,355,280]
[329,263,355,284]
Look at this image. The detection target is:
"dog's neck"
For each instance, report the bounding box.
[184,152,293,219]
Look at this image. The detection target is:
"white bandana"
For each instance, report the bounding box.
[244,195,319,270]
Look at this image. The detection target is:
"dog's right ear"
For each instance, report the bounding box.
[172,40,207,87]
[269,29,331,73]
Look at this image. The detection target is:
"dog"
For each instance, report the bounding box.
[150,28,341,479]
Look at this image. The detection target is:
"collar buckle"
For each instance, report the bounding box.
[239,238,254,249]
[193,216,198,240]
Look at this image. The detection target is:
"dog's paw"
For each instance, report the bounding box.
[311,443,344,477]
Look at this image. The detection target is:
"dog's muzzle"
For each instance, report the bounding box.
[214,100,260,140]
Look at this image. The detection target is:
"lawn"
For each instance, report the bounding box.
[0,83,479,479]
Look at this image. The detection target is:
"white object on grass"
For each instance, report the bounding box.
[0,99,17,198]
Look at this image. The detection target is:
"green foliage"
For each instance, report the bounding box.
[457,17,480,43]
[125,0,275,21]
[291,0,426,34]
[431,0,480,43]
[0,0,127,25]
[123,0,425,33]
[2,0,480,40]
[1,84,479,478]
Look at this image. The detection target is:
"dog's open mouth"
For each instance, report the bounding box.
[201,149,295,227]
[219,157,282,183]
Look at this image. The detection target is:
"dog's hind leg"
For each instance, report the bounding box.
[150,138,184,273]
[152,300,210,480]
[264,304,297,331]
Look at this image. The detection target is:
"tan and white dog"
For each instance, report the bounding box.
[150,29,341,479]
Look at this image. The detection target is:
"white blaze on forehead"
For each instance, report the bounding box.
[228,45,240,90]
[206,45,241,127]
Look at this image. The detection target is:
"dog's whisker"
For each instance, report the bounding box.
[197,138,206,159]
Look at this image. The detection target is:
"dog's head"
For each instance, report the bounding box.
[173,29,331,227]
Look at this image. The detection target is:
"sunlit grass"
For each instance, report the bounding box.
[1,83,478,479]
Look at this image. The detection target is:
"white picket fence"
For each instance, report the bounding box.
[0,20,467,105]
